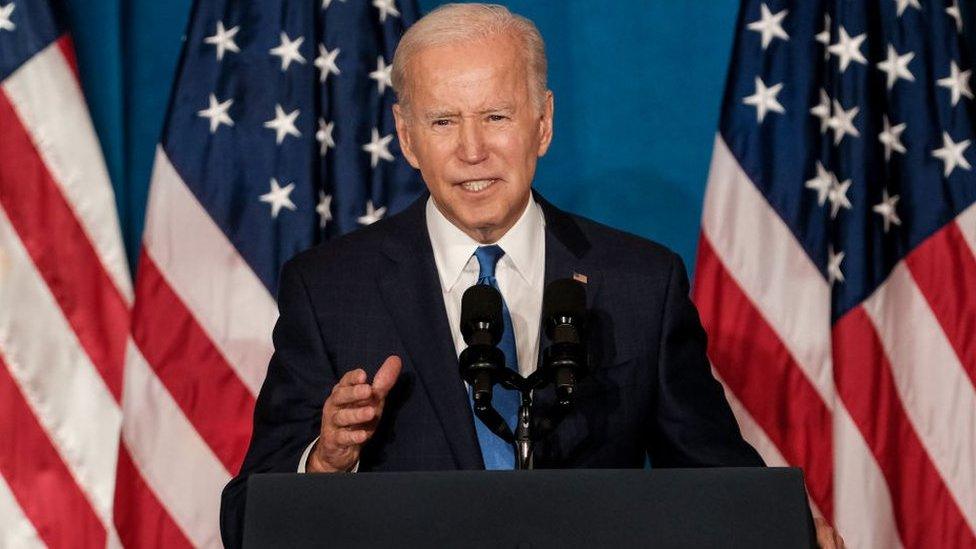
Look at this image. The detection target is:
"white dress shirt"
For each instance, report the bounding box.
[299,195,546,472]
[426,195,547,376]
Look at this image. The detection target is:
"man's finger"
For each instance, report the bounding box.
[329,383,373,407]
[333,406,376,427]
[337,368,367,387]
[372,355,402,399]
[334,429,369,448]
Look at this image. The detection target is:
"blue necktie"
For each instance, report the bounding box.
[471,245,520,470]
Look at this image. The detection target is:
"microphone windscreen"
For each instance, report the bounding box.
[461,284,503,343]
[543,279,586,320]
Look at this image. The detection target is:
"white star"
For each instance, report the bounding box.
[876,44,915,91]
[316,118,335,156]
[894,0,921,17]
[805,161,833,206]
[197,94,234,133]
[372,0,400,23]
[937,61,973,106]
[742,77,785,123]
[316,192,332,228]
[746,3,789,50]
[314,44,341,83]
[362,128,394,167]
[260,178,297,218]
[270,32,306,71]
[369,56,393,94]
[810,89,831,134]
[815,14,831,60]
[828,246,845,286]
[827,27,867,73]
[204,21,240,61]
[932,132,972,177]
[872,189,901,233]
[264,104,302,144]
[357,200,387,225]
[827,175,852,219]
[322,0,346,9]
[827,100,860,145]
[947,0,963,33]
[878,115,907,162]
[0,2,15,32]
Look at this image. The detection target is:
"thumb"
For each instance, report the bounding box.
[372,355,402,399]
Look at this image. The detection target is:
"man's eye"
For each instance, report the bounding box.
[432,119,452,127]
[487,114,508,122]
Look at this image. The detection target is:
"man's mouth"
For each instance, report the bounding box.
[459,179,498,192]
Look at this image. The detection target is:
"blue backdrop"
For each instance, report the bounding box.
[62,0,742,273]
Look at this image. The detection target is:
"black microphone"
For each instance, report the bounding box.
[542,278,587,407]
[460,284,503,346]
[458,284,506,412]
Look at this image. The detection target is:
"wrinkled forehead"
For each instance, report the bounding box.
[404,34,532,108]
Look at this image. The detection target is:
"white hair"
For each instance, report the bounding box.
[391,3,548,112]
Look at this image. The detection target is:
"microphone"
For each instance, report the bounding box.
[460,284,503,346]
[458,284,506,412]
[542,278,587,407]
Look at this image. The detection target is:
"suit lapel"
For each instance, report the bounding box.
[377,198,483,469]
[536,193,603,319]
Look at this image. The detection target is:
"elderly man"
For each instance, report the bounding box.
[221,4,842,548]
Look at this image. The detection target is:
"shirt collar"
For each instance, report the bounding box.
[426,195,545,293]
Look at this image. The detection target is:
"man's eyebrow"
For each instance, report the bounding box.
[423,109,459,120]
[479,104,514,114]
[422,105,516,119]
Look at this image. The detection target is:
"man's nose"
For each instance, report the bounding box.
[457,119,488,164]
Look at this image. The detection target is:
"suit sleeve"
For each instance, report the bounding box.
[648,252,764,468]
[220,259,337,549]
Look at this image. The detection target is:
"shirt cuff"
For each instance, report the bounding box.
[297,437,318,473]
[297,437,359,473]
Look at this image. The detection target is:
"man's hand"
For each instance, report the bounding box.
[814,517,845,549]
[307,355,402,473]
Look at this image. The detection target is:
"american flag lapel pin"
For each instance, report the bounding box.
[572,272,588,284]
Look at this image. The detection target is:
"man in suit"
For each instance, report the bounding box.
[221,4,843,548]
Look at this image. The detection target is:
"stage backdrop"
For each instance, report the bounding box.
[62,0,741,274]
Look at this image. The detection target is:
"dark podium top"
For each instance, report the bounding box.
[244,468,815,548]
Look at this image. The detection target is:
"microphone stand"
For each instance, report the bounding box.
[514,390,533,470]
[460,280,588,471]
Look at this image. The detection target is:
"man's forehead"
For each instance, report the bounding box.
[410,33,526,78]
[405,38,529,106]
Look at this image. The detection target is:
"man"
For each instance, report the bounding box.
[221,4,842,548]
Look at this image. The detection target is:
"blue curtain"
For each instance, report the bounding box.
[63,0,193,269]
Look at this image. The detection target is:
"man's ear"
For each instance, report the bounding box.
[393,104,421,169]
[536,90,554,157]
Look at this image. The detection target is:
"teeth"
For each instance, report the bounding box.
[461,179,495,192]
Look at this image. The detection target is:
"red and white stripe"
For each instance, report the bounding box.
[694,134,976,548]
[113,147,276,547]
[0,38,130,548]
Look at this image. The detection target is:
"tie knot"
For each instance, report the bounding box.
[474,245,505,281]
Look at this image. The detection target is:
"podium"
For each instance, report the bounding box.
[243,468,815,548]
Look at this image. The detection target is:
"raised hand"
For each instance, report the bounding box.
[307,355,402,473]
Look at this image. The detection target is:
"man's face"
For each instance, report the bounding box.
[393,33,554,243]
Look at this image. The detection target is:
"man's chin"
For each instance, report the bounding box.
[452,217,505,243]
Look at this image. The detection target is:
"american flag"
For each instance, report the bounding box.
[694,0,976,547]
[0,0,132,546]
[114,0,422,546]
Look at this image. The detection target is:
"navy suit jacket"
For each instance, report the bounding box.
[220,193,762,548]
